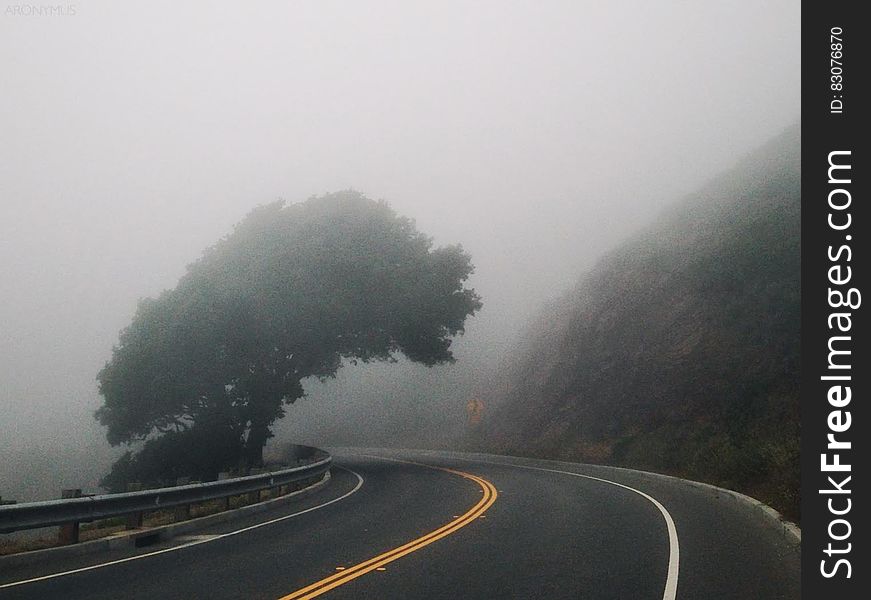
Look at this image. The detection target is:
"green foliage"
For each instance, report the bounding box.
[100,422,243,491]
[97,191,481,474]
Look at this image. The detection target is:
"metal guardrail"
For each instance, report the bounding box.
[0,454,332,535]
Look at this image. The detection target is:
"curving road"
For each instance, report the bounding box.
[0,449,800,599]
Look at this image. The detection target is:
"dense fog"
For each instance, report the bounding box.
[0,1,799,500]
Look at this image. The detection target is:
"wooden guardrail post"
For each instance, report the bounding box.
[125,483,144,529]
[58,489,82,545]
[248,468,263,504]
[173,478,191,521]
[174,504,190,521]
[218,473,231,510]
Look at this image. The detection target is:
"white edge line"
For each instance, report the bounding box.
[373,454,680,600]
[0,468,364,590]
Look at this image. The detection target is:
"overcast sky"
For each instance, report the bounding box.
[0,0,799,498]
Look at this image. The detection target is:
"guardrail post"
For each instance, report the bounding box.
[125,483,144,529]
[174,504,190,521]
[248,468,263,504]
[217,473,231,510]
[172,478,192,521]
[58,489,82,545]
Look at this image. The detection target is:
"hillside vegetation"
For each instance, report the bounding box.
[479,125,801,519]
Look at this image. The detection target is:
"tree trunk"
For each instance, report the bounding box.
[245,421,269,468]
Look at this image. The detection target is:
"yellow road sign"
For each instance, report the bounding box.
[466,398,484,425]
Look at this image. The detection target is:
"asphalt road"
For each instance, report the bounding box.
[0,449,800,599]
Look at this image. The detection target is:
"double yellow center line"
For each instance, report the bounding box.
[279,461,498,599]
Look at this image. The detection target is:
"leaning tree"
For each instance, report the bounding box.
[96,191,481,473]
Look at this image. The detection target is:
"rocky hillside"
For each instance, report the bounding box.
[478,124,801,519]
